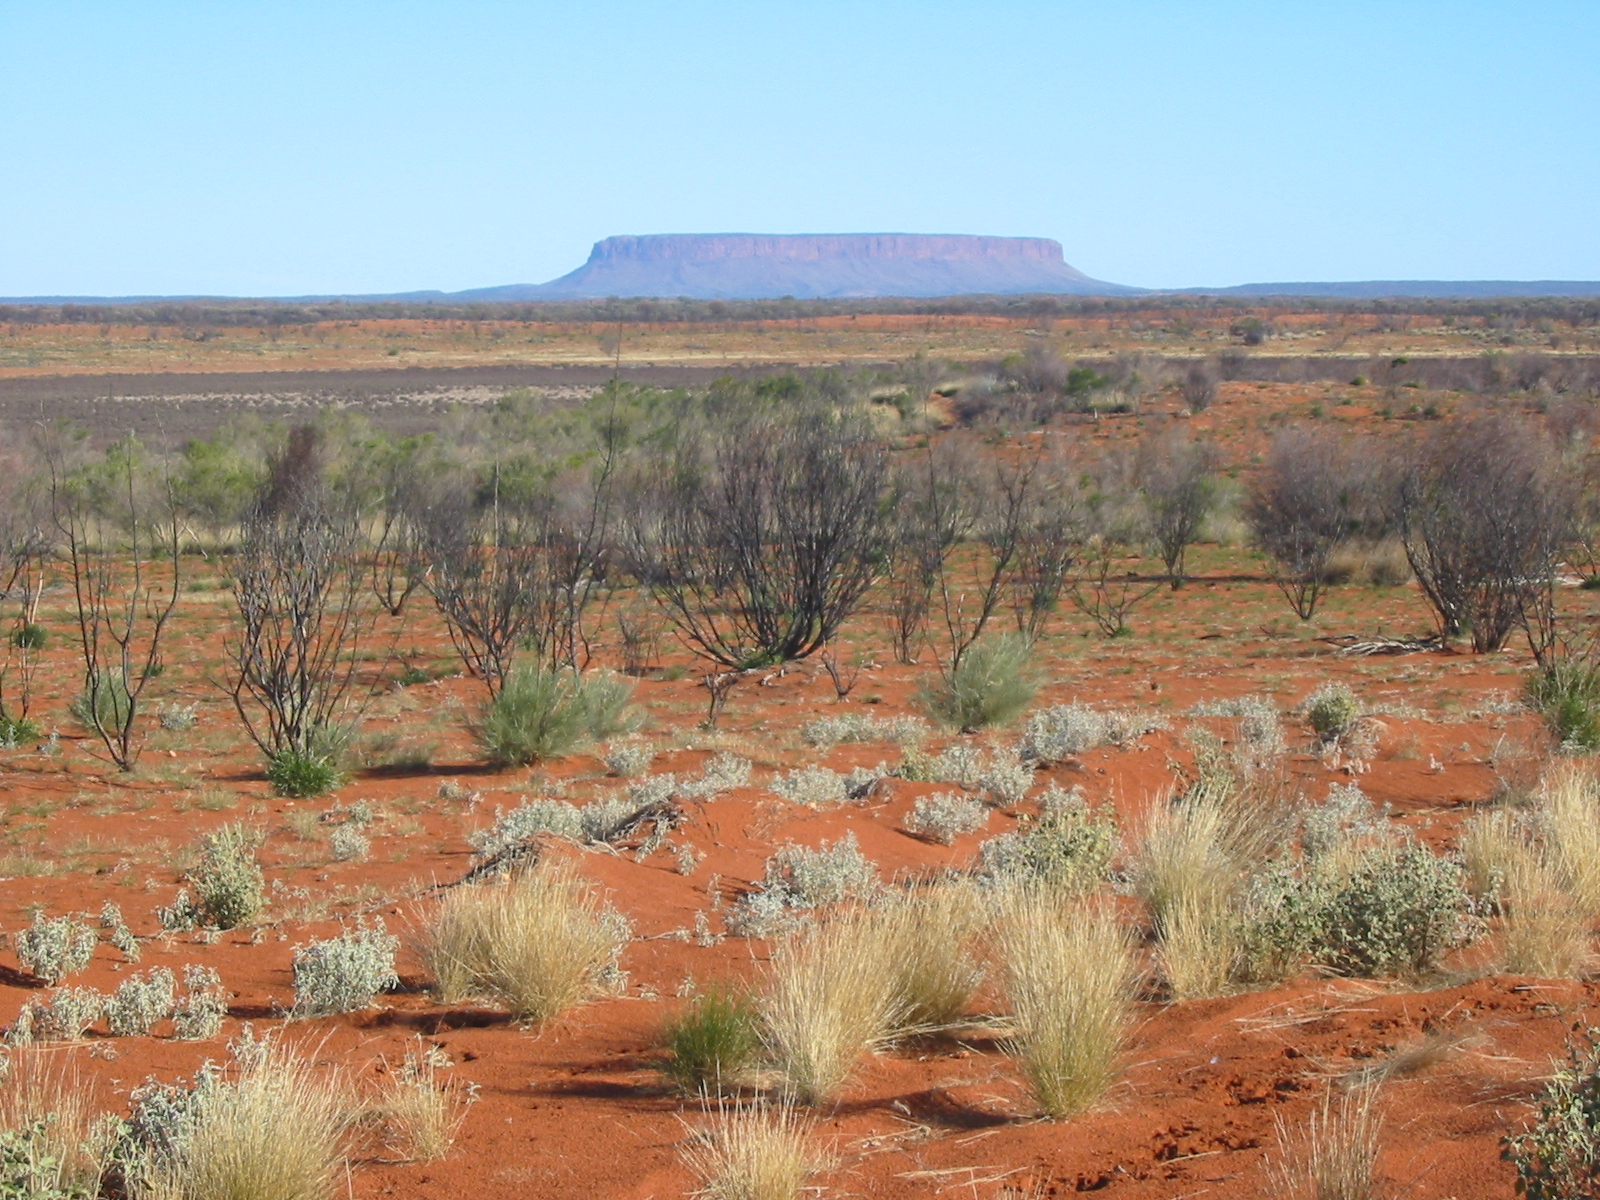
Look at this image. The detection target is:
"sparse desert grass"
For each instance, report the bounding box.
[681,1101,827,1200]
[1539,765,1600,916]
[875,883,987,1030]
[760,914,906,1105]
[420,865,627,1023]
[1266,1086,1384,1200]
[368,1038,476,1162]
[0,1050,103,1197]
[998,896,1136,1120]
[139,1035,349,1200]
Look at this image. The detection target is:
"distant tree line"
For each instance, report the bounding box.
[2,294,1599,329]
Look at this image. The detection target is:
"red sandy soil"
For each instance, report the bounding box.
[1,391,1595,1199]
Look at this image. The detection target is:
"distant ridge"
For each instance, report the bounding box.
[5,235,1600,303]
[450,233,1136,300]
[1173,280,1600,299]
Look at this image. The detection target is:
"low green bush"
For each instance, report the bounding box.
[69,672,133,732]
[1527,661,1600,752]
[916,634,1037,733]
[661,989,760,1094]
[0,715,41,749]
[475,663,638,766]
[266,750,345,798]
[1504,1027,1600,1199]
[1305,682,1359,743]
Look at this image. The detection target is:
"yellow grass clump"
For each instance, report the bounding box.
[875,882,987,1031]
[1538,765,1600,917]
[0,1050,103,1199]
[420,864,627,1023]
[998,895,1136,1120]
[150,1036,349,1200]
[680,1101,829,1200]
[760,914,906,1105]
[1137,795,1240,1000]
[1266,1086,1384,1200]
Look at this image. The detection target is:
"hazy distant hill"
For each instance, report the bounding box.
[451,233,1137,300]
[1179,280,1600,298]
[7,236,1600,303]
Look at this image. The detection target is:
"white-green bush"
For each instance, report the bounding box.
[172,966,227,1040]
[727,833,879,936]
[801,712,926,748]
[107,968,177,1036]
[12,986,105,1042]
[604,740,654,777]
[678,753,752,798]
[292,923,399,1017]
[903,792,990,844]
[978,786,1118,892]
[14,912,96,985]
[1019,704,1171,764]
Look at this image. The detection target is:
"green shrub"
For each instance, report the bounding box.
[68,672,133,732]
[1316,843,1472,977]
[0,715,41,749]
[1504,1027,1600,1199]
[916,634,1038,733]
[475,664,638,766]
[10,624,47,650]
[977,786,1117,892]
[1305,682,1359,743]
[265,750,345,798]
[163,824,265,931]
[661,989,760,1094]
[1527,662,1600,752]
[397,666,431,687]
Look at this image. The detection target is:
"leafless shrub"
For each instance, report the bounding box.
[415,462,611,692]
[626,407,889,668]
[884,439,980,664]
[1397,414,1576,653]
[1138,427,1219,589]
[1181,360,1220,412]
[226,430,372,763]
[47,435,182,770]
[1248,428,1384,619]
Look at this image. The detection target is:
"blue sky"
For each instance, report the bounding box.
[1,1,1596,295]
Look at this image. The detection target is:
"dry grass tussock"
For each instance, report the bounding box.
[147,1036,348,1200]
[419,864,626,1023]
[365,1037,476,1162]
[1537,764,1600,917]
[874,882,987,1031]
[1137,793,1241,1000]
[760,913,906,1105]
[1266,1085,1384,1200]
[998,894,1136,1120]
[680,1101,829,1200]
[0,1050,103,1197]
[1500,855,1591,978]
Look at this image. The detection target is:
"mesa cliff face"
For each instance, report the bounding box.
[456,233,1133,300]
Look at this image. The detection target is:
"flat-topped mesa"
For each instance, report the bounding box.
[586,233,1072,266]
[465,233,1137,300]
